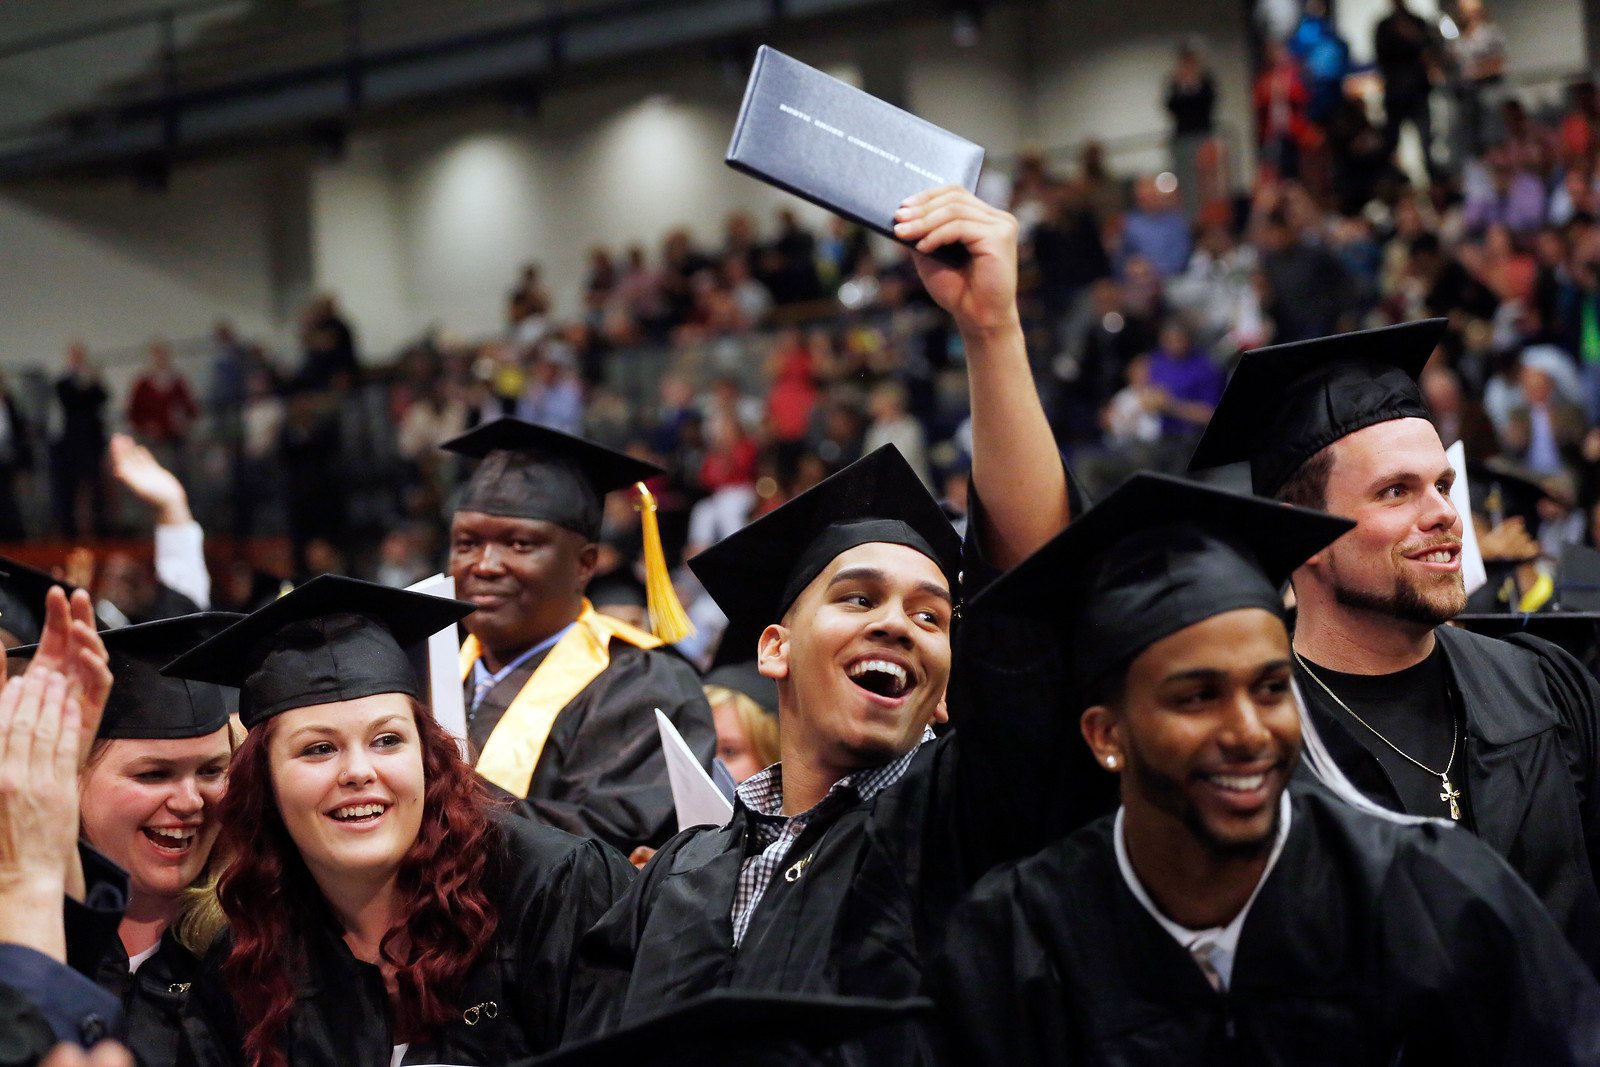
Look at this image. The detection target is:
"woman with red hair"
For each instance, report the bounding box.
[164,576,633,1067]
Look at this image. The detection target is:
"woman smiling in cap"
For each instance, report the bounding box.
[164,575,633,1067]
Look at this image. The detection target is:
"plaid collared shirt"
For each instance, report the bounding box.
[729,726,936,947]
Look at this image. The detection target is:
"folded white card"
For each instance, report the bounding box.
[657,709,734,831]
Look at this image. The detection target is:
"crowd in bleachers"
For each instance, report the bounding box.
[2,0,1597,628]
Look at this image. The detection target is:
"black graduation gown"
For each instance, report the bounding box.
[567,534,1113,1064]
[1302,625,1600,974]
[477,640,717,854]
[932,785,1600,1067]
[179,815,635,1067]
[90,931,201,1067]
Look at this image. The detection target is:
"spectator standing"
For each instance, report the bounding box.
[125,342,198,478]
[1450,0,1506,159]
[232,370,284,538]
[51,343,108,538]
[1164,40,1216,220]
[0,375,33,542]
[509,264,552,346]
[1253,41,1310,181]
[293,295,358,391]
[1374,0,1442,181]
[1291,0,1352,127]
[1258,211,1356,342]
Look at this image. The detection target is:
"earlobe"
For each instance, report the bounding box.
[932,697,949,724]
[757,625,790,680]
[1080,706,1124,770]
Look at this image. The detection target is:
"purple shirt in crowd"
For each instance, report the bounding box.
[1147,346,1225,439]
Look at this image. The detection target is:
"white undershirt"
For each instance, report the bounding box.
[1113,792,1292,992]
[127,942,161,974]
[390,1044,408,1067]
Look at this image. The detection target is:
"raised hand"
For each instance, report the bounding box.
[893,186,1021,339]
[109,433,192,526]
[0,668,83,962]
[26,588,110,761]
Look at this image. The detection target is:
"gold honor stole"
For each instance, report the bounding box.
[461,600,664,798]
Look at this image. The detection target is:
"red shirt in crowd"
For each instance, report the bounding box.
[128,372,199,442]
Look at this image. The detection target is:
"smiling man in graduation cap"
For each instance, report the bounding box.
[568,189,1083,1064]
[934,473,1600,1066]
[440,418,715,855]
[1188,319,1600,975]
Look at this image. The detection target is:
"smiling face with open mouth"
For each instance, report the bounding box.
[268,693,425,889]
[760,542,954,777]
[79,729,233,902]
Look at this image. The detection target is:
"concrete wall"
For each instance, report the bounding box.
[0,0,1580,372]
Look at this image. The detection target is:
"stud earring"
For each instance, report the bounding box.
[1105,755,1118,769]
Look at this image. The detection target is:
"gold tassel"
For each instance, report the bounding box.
[636,482,695,644]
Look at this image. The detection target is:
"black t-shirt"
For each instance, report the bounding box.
[1297,645,1468,820]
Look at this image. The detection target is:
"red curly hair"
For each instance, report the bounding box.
[217,698,502,1067]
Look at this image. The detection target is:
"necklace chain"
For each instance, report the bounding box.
[1293,650,1462,820]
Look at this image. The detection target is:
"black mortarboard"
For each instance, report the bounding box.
[442,417,663,540]
[704,660,780,717]
[521,992,931,1067]
[0,556,84,647]
[1187,319,1447,497]
[1453,613,1600,670]
[1558,545,1600,612]
[688,446,961,668]
[973,473,1354,690]
[588,570,648,610]
[10,613,243,739]
[160,575,475,729]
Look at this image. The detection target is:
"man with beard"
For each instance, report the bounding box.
[568,189,1085,1064]
[441,418,716,855]
[933,473,1600,1065]
[1188,318,1600,975]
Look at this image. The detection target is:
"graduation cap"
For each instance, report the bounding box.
[704,659,780,717]
[442,418,692,642]
[442,418,662,538]
[1557,544,1600,612]
[688,446,961,668]
[972,473,1354,690]
[160,575,476,729]
[0,556,85,647]
[1453,612,1600,670]
[1187,319,1447,497]
[10,613,243,739]
[522,992,931,1067]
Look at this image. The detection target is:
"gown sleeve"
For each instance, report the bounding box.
[938,477,1116,892]
[1381,823,1600,1065]
[501,827,637,1052]
[520,647,715,854]
[1502,633,1600,898]
[929,860,1077,1067]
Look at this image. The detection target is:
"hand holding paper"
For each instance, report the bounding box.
[894,187,1021,338]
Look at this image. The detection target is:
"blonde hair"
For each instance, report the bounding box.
[704,684,780,770]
